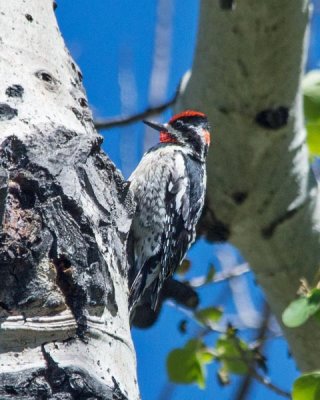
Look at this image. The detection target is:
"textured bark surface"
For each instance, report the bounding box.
[0,2,139,399]
[178,0,320,371]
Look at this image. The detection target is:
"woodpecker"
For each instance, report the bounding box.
[129,110,211,315]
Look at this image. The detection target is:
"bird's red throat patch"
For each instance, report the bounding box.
[160,131,177,143]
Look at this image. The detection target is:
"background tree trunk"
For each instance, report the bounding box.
[178,0,320,371]
[0,2,139,399]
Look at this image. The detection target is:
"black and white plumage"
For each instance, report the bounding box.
[128,110,211,315]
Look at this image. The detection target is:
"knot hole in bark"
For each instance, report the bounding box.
[232,191,248,205]
[25,14,33,22]
[35,70,60,92]
[219,0,235,10]
[78,98,88,108]
[255,106,289,130]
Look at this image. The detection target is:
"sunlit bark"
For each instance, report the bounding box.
[179,0,320,371]
[0,2,139,398]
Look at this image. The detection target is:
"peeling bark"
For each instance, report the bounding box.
[178,0,320,371]
[0,2,139,399]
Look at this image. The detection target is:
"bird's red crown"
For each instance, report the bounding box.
[169,110,206,124]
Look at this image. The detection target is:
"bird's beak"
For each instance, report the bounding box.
[143,120,168,132]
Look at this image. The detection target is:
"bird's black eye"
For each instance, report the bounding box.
[175,120,183,129]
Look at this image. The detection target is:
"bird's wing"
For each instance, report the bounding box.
[158,152,192,287]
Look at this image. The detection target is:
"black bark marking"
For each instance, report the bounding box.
[0,136,28,168]
[255,106,289,130]
[77,70,83,82]
[35,70,60,91]
[72,107,82,120]
[1,366,127,399]
[40,344,129,399]
[35,70,54,82]
[45,194,117,335]
[0,301,11,313]
[232,191,248,205]
[112,376,129,400]
[218,106,229,115]
[0,136,119,321]
[78,99,88,108]
[0,142,42,316]
[0,103,17,121]
[219,0,235,9]
[78,97,88,108]
[52,254,88,339]
[261,207,300,238]
[0,167,8,224]
[5,84,24,98]
[70,108,92,124]
[25,14,33,22]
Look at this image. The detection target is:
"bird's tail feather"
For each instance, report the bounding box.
[129,268,143,313]
[129,269,161,313]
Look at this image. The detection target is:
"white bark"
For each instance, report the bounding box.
[0,1,139,398]
[179,0,320,371]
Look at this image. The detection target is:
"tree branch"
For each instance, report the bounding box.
[230,325,291,399]
[250,370,291,399]
[94,92,178,130]
[235,302,270,400]
[188,263,250,288]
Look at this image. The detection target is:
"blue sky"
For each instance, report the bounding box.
[57,2,320,399]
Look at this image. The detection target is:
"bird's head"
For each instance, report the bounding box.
[143,110,211,160]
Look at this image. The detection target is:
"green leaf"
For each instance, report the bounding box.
[197,350,214,364]
[293,372,320,400]
[195,307,223,326]
[216,337,249,375]
[303,71,320,122]
[167,348,203,386]
[309,288,320,304]
[303,71,320,158]
[167,339,214,389]
[185,339,202,351]
[282,297,310,327]
[306,121,320,159]
[282,291,320,328]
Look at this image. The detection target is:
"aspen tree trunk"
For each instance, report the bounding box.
[179,0,320,371]
[0,2,139,398]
